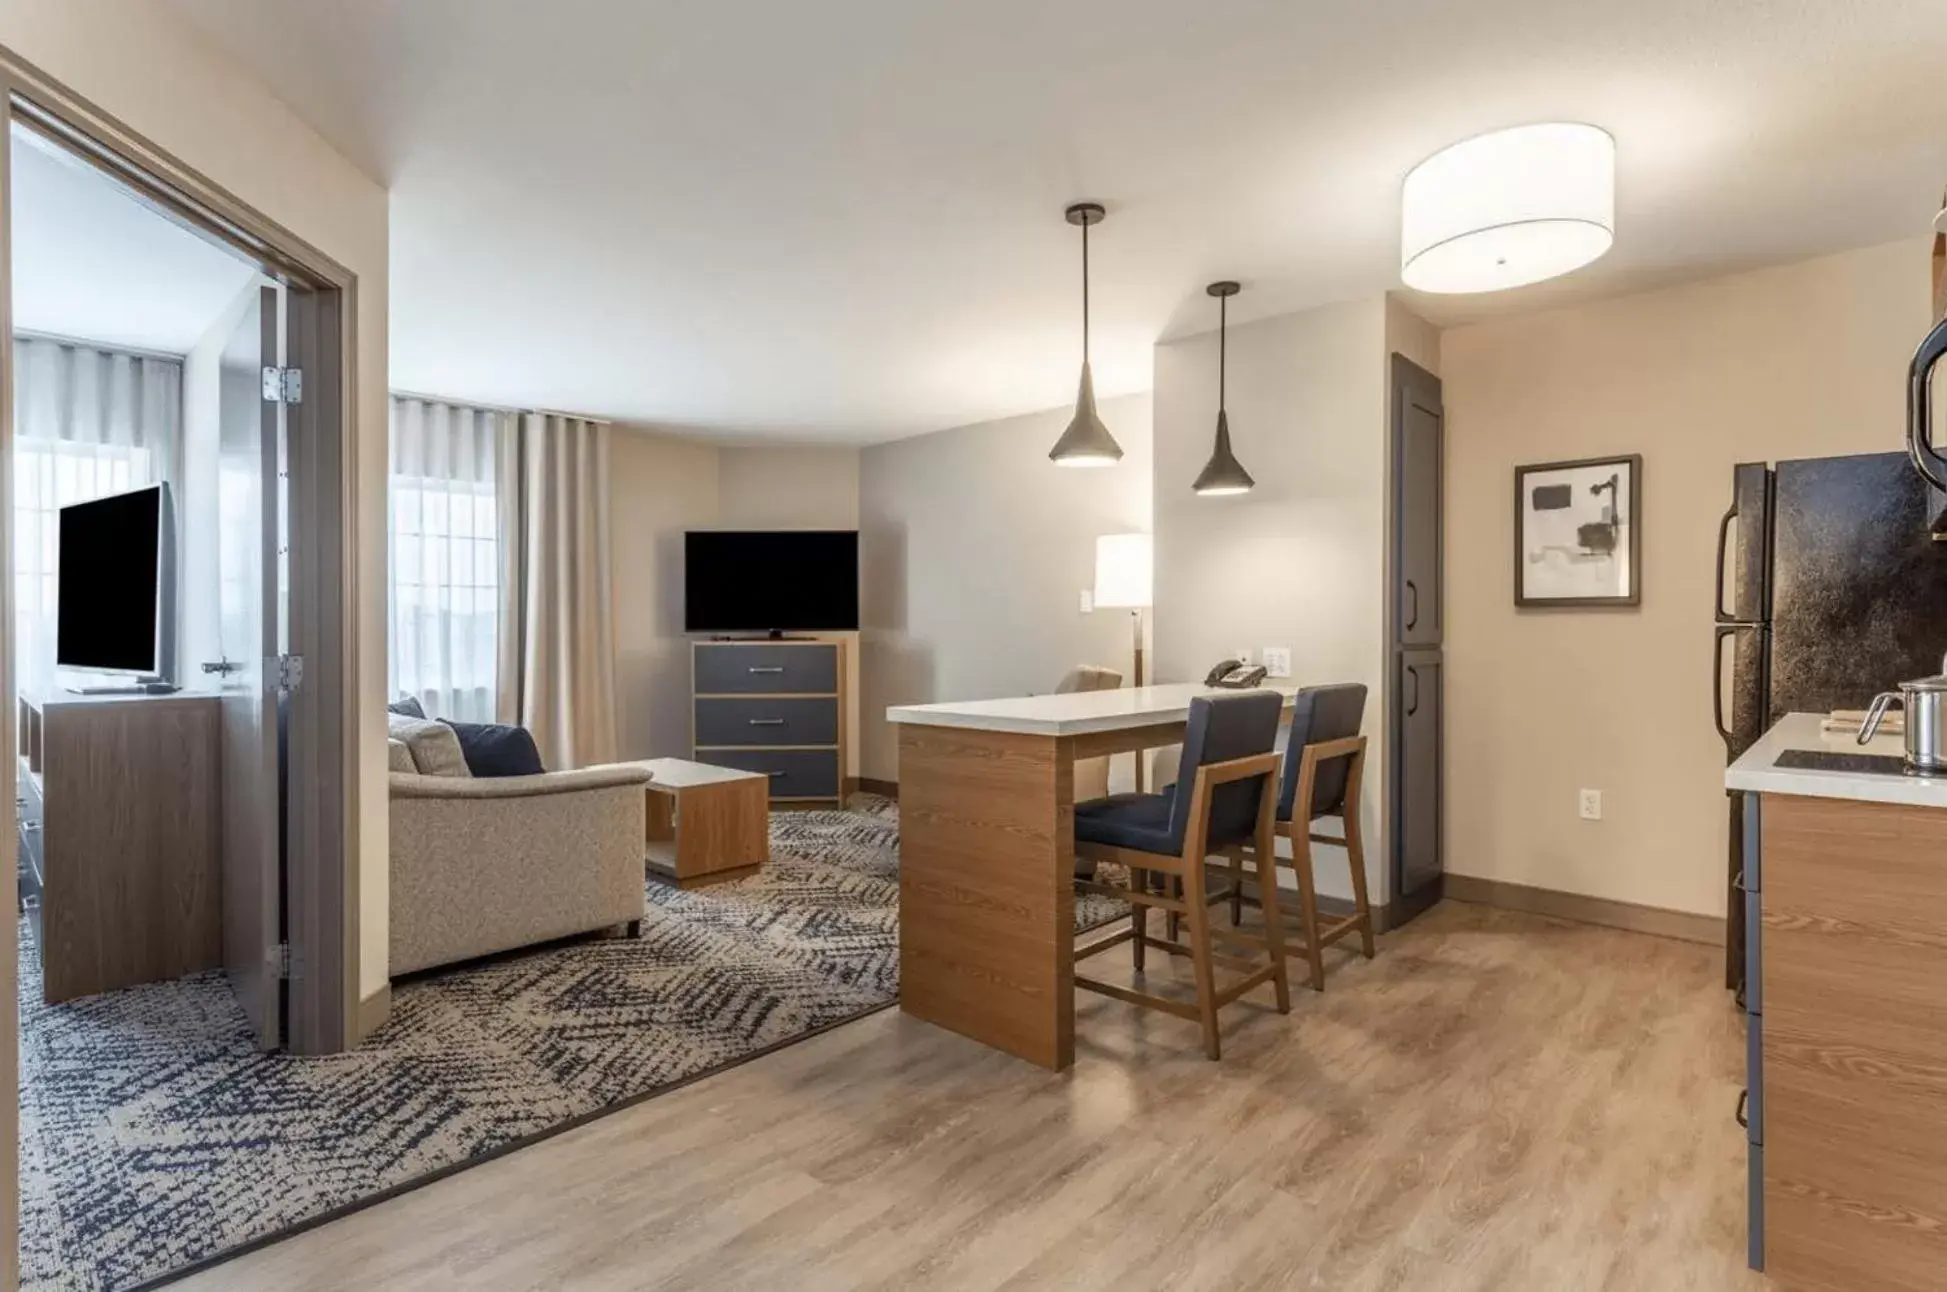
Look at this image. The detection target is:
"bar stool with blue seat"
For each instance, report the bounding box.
[1214,683,1371,992]
[1072,691,1288,1060]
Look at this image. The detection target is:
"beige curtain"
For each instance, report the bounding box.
[503,413,617,769]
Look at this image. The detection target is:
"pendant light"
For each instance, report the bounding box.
[1048,202,1124,467]
[1401,122,1615,294]
[1192,280,1254,496]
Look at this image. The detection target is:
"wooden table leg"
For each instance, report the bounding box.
[897,724,1075,1070]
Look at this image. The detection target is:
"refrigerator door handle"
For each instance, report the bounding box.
[1713,503,1737,623]
[1713,626,1738,750]
[1907,316,1947,492]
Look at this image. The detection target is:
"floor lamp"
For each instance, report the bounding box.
[1094,533,1153,790]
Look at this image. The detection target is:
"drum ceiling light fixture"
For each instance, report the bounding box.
[1401,122,1616,294]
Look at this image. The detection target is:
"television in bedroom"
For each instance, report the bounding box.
[685,530,859,635]
[56,482,175,685]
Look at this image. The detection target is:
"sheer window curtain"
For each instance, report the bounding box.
[12,337,181,693]
[388,396,516,722]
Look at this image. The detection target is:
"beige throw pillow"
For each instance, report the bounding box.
[386,738,416,773]
[385,713,472,778]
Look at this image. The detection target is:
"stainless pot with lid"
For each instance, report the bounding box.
[1858,664,1947,772]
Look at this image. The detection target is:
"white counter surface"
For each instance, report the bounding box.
[887,681,1300,737]
[1726,712,1947,808]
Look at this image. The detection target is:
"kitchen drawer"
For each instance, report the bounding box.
[704,749,841,800]
[695,697,838,748]
[694,643,837,695]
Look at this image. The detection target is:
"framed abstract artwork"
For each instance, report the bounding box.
[1514,454,1641,607]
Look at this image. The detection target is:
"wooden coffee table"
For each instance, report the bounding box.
[629,757,770,889]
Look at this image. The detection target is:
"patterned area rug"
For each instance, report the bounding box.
[17,796,1125,1291]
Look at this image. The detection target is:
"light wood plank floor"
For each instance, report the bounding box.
[179,901,1762,1291]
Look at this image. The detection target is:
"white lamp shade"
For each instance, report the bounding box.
[1401,122,1615,294]
[1094,533,1153,609]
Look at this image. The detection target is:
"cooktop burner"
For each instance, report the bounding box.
[1772,749,1939,777]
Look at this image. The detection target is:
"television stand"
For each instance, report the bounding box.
[64,680,179,697]
[18,691,220,1002]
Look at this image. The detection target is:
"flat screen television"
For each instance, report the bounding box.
[56,483,174,680]
[685,530,859,635]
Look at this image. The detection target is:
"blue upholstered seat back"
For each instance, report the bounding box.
[1164,691,1283,852]
[1275,683,1367,822]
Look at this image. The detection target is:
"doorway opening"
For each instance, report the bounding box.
[5,57,358,1292]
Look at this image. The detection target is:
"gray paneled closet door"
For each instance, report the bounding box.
[1390,354,1444,923]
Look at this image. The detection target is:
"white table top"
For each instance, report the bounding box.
[886,681,1301,737]
[1726,712,1947,808]
[617,757,766,789]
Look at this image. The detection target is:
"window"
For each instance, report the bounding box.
[387,398,506,722]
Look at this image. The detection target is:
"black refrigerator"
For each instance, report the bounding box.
[1713,450,1947,994]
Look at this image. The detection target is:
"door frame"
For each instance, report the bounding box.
[0,48,362,1071]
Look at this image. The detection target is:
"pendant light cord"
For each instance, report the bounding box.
[1218,292,1227,411]
[1081,217,1091,363]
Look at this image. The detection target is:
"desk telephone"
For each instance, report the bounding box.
[1204,658,1268,689]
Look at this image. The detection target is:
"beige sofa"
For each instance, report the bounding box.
[388,764,654,976]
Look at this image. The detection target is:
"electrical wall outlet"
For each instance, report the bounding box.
[1262,646,1292,678]
[1079,589,1093,613]
[1578,789,1603,821]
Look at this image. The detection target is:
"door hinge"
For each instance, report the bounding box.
[273,654,305,692]
[261,365,303,404]
[268,942,291,979]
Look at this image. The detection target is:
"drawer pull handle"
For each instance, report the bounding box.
[1735,1089,1748,1129]
[748,718,786,726]
[748,666,785,674]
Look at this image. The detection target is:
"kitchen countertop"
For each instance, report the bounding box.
[1727,711,1947,807]
[886,681,1300,737]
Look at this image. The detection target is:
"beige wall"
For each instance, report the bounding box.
[857,394,1153,784]
[1441,239,1929,918]
[717,445,860,528]
[1153,296,1393,901]
[609,428,721,762]
[0,2,391,1277]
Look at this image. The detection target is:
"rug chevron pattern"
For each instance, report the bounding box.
[17,797,1124,1291]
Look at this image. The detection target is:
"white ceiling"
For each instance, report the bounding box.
[10,127,258,355]
[166,0,1947,442]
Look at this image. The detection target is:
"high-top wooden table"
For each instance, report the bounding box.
[888,682,1298,1071]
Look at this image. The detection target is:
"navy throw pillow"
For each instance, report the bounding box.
[387,696,427,719]
[447,721,546,777]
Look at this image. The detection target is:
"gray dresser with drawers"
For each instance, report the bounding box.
[692,639,847,806]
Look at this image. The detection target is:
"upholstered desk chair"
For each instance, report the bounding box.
[1072,691,1288,1060]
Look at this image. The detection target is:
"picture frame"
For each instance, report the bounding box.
[1513,454,1642,608]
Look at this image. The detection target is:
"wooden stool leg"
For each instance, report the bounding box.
[1291,823,1326,992]
[1252,837,1291,1014]
[1182,852,1222,1060]
[1345,816,1376,959]
[1229,847,1244,926]
[1129,864,1148,973]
